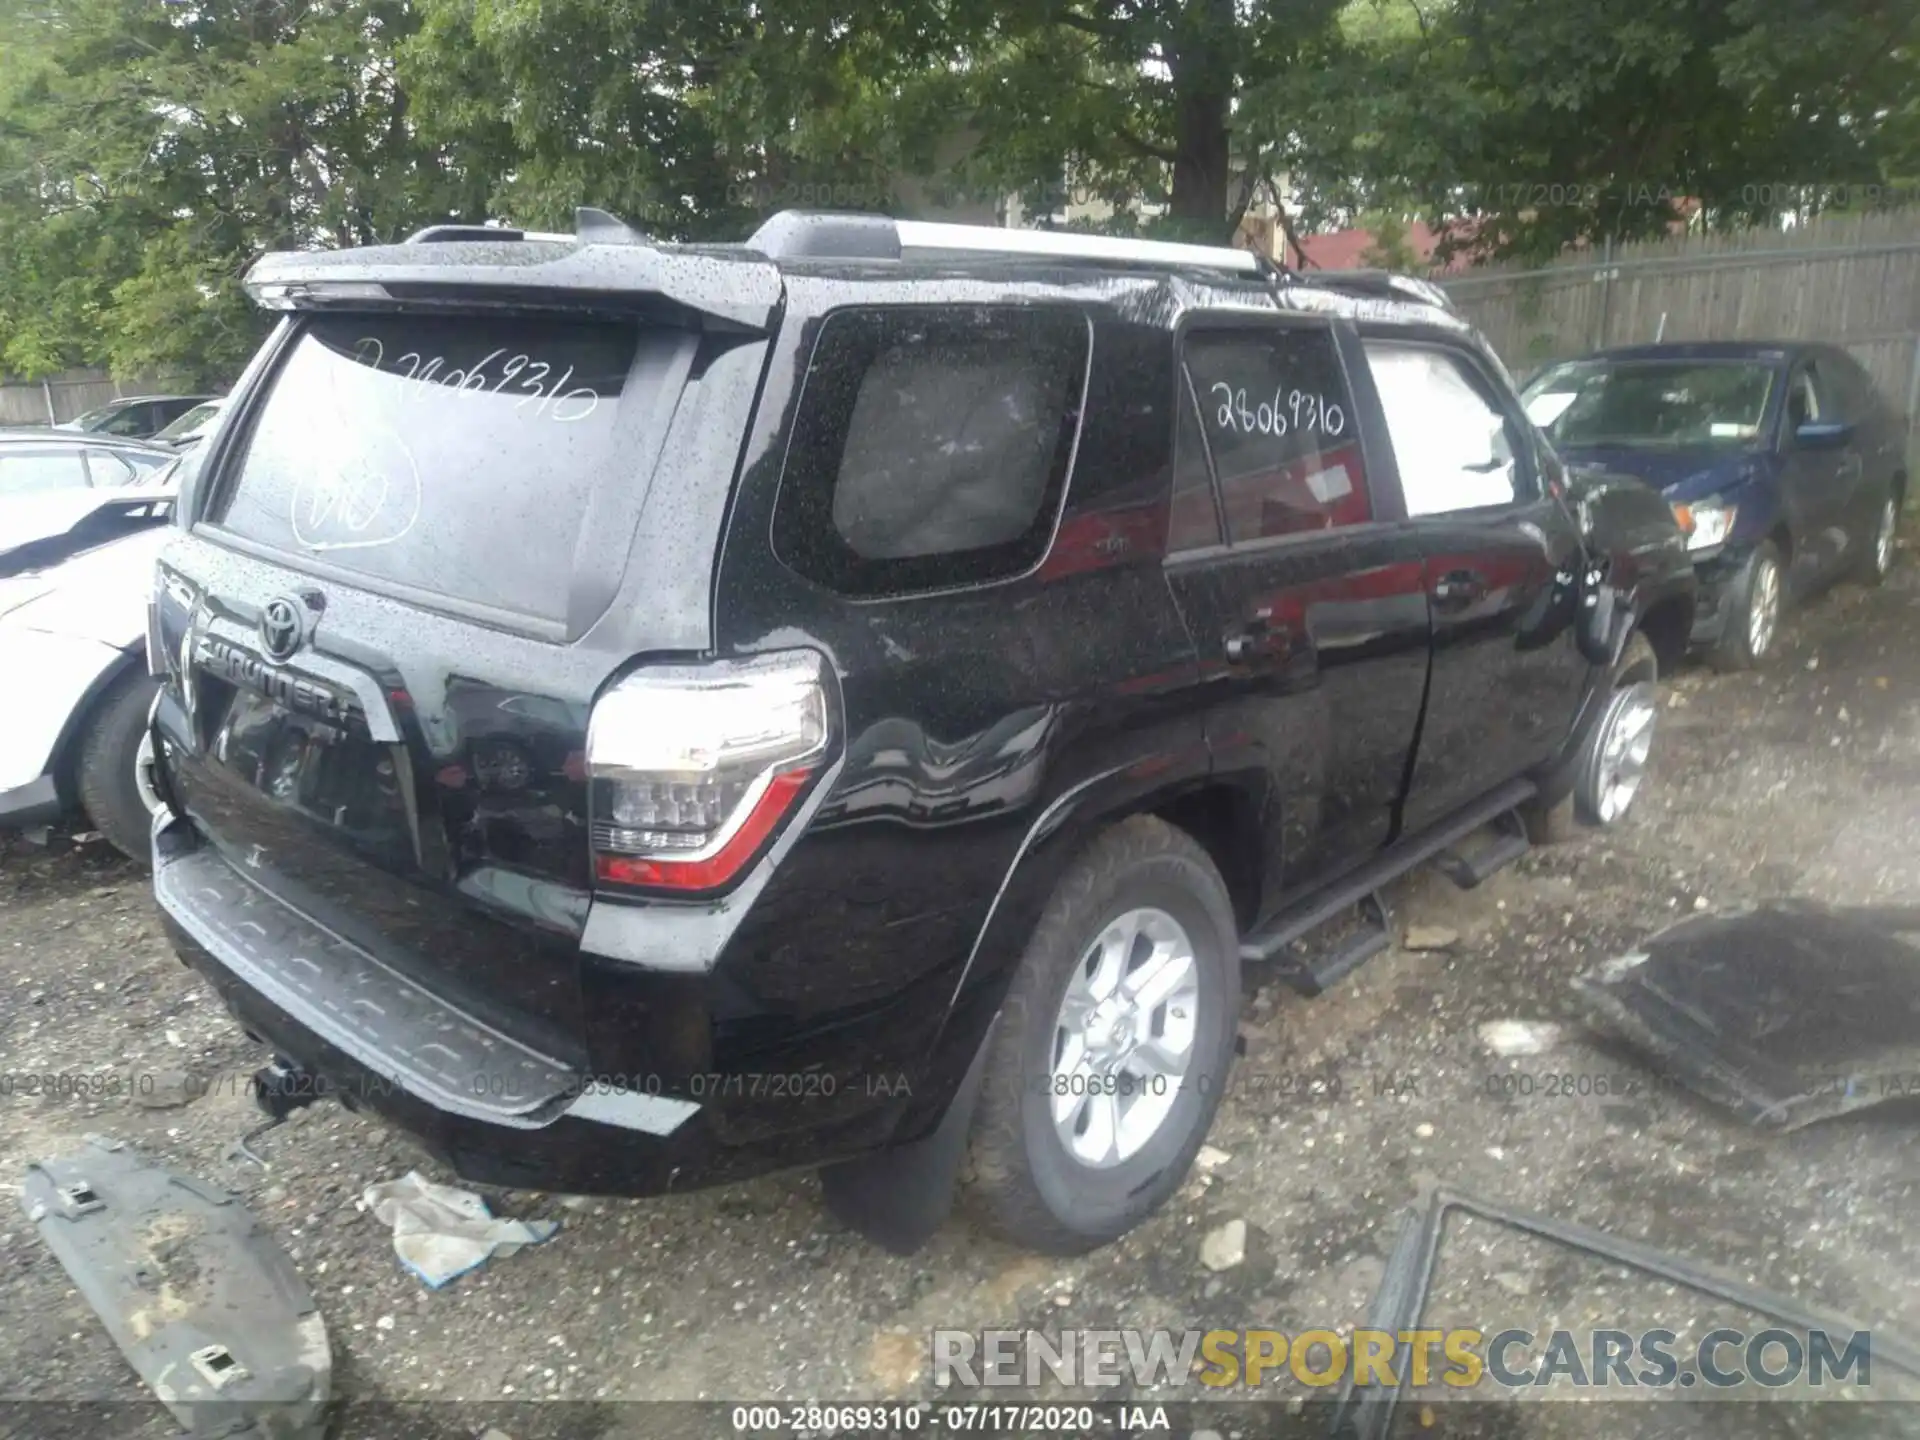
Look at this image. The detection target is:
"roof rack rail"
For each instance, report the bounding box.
[404,209,643,247]
[405,222,577,245]
[898,218,1266,275]
[1287,268,1456,312]
[574,206,650,246]
[745,209,1269,276]
[405,223,528,244]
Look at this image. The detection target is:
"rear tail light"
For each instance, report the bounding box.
[586,651,833,894]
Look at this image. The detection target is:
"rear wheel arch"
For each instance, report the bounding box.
[1634,596,1691,678]
[949,770,1256,1021]
[1147,781,1264,933]
[928,769,1256,1108]
[1768,521,1794,568]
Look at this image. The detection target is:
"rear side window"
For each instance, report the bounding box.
[1180,326,1370,543]
[1820,353,1877,421]
[773,306,1089,596]
[0,450,90,496]
[209,315,646,623]
[86,449,138,486]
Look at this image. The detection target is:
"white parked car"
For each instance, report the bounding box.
[0,520,172,860]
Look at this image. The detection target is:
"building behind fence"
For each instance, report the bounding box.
[1439,206,1920,457]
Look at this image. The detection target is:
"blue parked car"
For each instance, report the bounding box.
[1522,342,1908,669]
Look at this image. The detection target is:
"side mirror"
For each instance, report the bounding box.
[1574,558,1629,666]
[1794,420,1854,450]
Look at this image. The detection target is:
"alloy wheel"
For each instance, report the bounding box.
[1582,681,1658,825]
[134,731,162,816]
[1048,907,1199,1169]
[1748,555,1781,658]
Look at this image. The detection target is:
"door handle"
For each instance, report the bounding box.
[1432,570,1486,609]
[1223,618,1288,663]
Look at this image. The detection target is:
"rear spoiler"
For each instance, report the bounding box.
[244,208,781,332]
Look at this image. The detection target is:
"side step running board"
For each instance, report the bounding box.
[1434,807,1531,889]
[1283,890,1394,997]
[1239,779,1537,988]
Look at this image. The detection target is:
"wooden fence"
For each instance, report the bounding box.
[0,370,182,427]
[1439,207,1920,454]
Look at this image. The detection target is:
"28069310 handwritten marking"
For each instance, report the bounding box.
[1208,382,1346,440]
[350,336,601,422]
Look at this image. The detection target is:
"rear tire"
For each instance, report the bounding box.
[1859,493,1897,587]
[75,670,161,864]
[1711,540,1784,672]
[964,816,1239,1254]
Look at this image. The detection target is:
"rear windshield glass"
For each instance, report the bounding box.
[211,315,643,621]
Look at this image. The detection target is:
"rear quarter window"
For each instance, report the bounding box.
[207,314,653,624]
[772,306,1090,597]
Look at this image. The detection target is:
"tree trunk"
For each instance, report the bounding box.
[1166,0,1234,238]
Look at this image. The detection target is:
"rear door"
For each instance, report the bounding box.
[1820,350,1902,554]
[1776,358,1855,584]
[0,446,91,497]
[1359,333,1588,835]
[1162,314,1431,898]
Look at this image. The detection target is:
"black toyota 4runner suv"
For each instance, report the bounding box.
[147,209,1694,1255]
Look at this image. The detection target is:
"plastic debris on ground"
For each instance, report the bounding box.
[1476,1019,1565,1056]
[1573,901,1920,1129]
[361,1171,559,1289]
[20,1134,331,1440]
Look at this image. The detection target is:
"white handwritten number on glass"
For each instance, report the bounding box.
[1209,382,1346,441]
[351,338,599,422]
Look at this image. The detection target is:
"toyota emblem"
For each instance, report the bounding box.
[259,597,306,662]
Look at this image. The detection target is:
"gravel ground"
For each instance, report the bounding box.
[4,554,1920,1438]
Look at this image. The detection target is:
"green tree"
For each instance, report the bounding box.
[1315,0,1920,263]
[402,0,1365,243]
[0,0,499,382]
[401,0,956,238]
